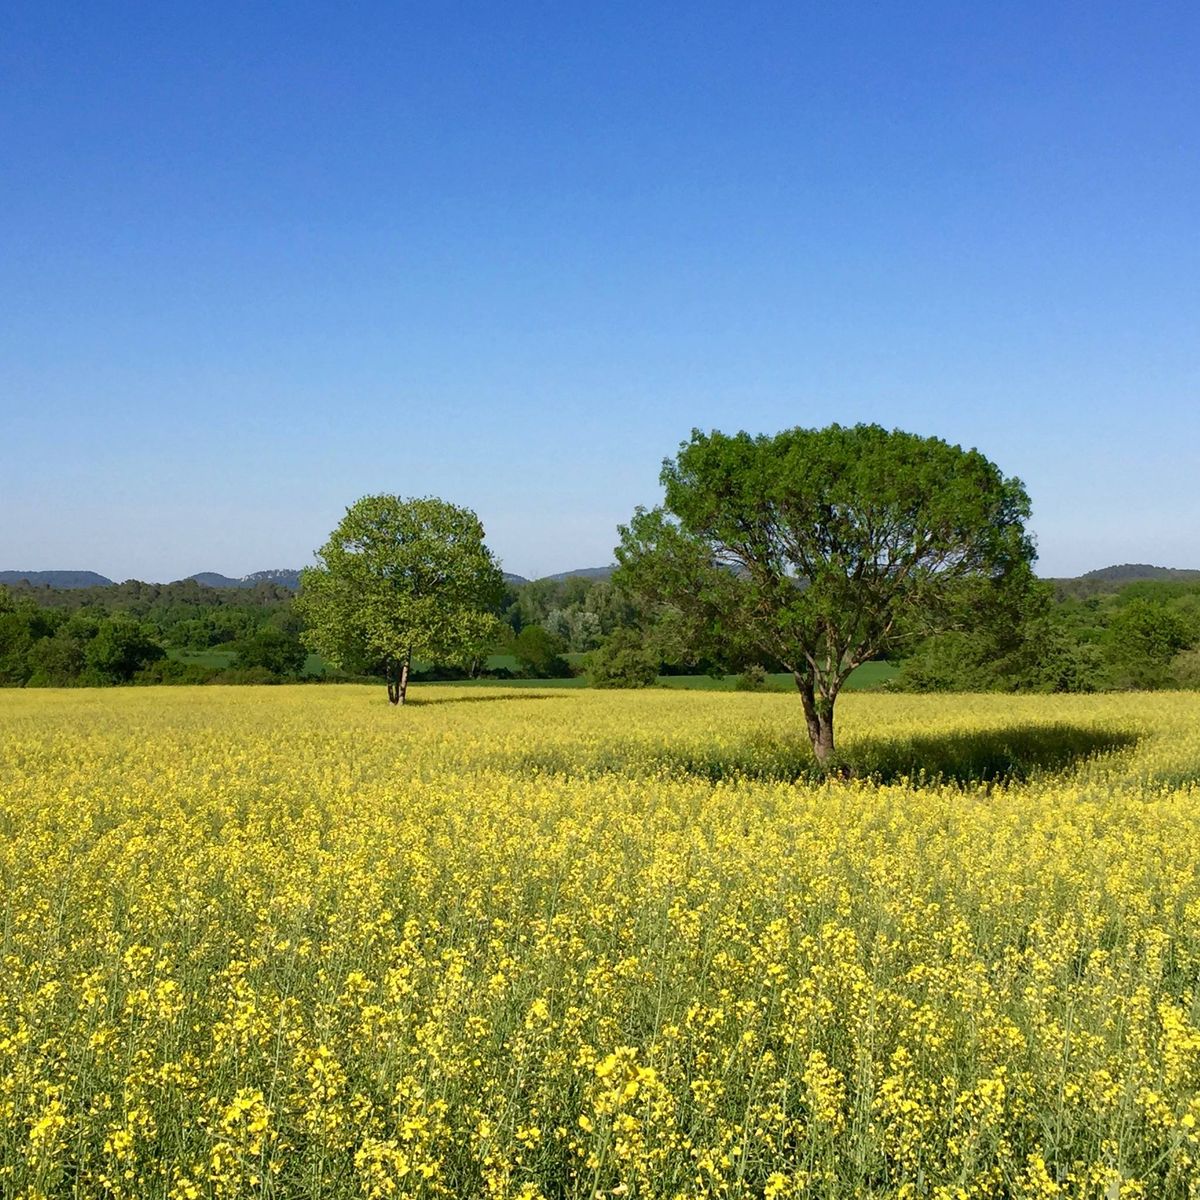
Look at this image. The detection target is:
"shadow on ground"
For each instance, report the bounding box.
[514,723,1140,787]
[407,692,571,707]
[845,723,1140,785]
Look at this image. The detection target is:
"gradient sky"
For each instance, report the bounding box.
[2,2,1197,581]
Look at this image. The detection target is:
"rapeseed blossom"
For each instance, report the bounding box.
[1,685,1198,1196]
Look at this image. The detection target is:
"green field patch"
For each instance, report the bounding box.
[435,660,898,691]
[657,662,897,692]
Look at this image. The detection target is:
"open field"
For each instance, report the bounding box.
[655,662,900,692]
[2,686,1199,1196]
[466,660,899,692]
[167,650,898,691]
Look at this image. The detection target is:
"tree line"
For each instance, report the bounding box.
[292,424,1200,763]
[4,423,1200,761]
[6,560,1193,694]
[0,579,309,687]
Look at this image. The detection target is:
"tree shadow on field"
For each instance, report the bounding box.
[844,723,1140,786]
[518,722,1140,787]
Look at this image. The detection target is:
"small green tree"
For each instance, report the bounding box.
[1171,647,1200,689]
[512,624,570,678]
[1103,599,1193,689]
[297,495,503,704]
[84,616,164,684]
[895,581,1099,694]
[618,424,1034,764]
[0,588,56,685]
[233,624,308,677]
[27,628,87,686]
[586,627,659,688]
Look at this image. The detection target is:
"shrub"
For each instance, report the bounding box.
[513,625,571,678]
[1172,648,1200,689]
[1104,600,1193,690]
[587,628,658,688]
[85,616,165,684]
[734,664,769,691]
[133,659,219,685]
[233,625,308,676]
[207,666,283,685]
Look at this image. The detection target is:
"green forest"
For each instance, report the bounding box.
[2,568,1198,693]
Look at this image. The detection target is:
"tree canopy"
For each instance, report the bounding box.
[616,423,1035,763]
[297,495,504,704]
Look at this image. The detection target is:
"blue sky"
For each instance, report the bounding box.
[2,2,1197,581]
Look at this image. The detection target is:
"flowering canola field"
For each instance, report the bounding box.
[2,686,1200,1199]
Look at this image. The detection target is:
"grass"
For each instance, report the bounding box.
[451,659,899,691]
[656,661,899,691]
[169,648,896,691]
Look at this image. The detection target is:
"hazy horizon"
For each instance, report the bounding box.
[4,550,1198,588]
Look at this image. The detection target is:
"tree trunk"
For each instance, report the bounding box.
[795,672,836,766]
[386,651,413,705]
[398,651,410,705]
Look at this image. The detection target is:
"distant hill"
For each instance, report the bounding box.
[1077,563,1200,584]
[14,561,1191,598]
[182,567,582,587]
[244,569,302,589]
[184,570,302,590]
[184,568,531,589]
[0,566,590,591]
[0,570,113,588]
[539,566,616,583]
[1050,563,1200,600]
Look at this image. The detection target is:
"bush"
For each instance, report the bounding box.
[513,625,571,678]
[133,659,219,685]
[85,616,165,684]
[1104,600,1193,690]
[1172,648,1200,689]
[734,664,769,691]
[894,633,1002,693]
[233,625,308,676]
[207,667,284,685]
[26,629,89,686]
[587,628,658,688]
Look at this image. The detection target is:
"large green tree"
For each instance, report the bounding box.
[1103,598,1194,689]
[617,424,1034,764]
[84,615,165,683]
[297,495,504,704]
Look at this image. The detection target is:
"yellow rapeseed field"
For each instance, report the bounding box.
[2,685,1199,1199]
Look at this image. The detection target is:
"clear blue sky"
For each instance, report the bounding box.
[2,3,1197,581]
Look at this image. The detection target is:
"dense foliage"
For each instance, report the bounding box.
[616,424,1035,760]
[297,496,504,704]
[585,627,660,688]
[511,625,571,679]
[896,579,1200,694]
[3,566,1200,694]
[0,581,307,687]
[3,686,1200,1195]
